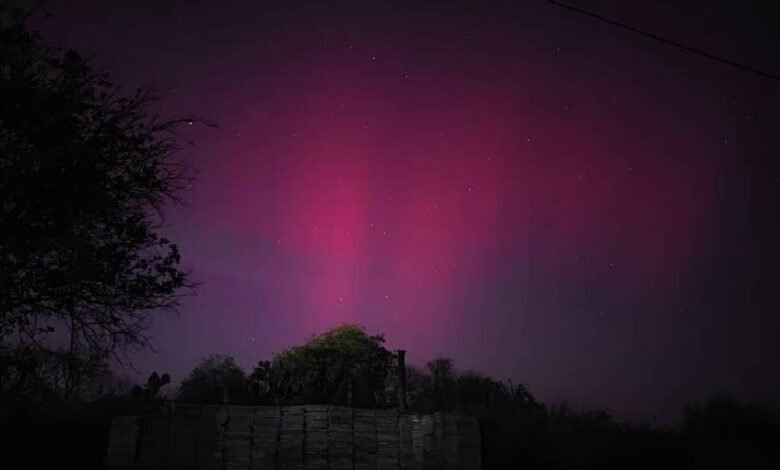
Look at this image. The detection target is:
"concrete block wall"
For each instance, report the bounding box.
[104,405,481,470]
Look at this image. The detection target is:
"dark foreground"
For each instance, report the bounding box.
[1,397,779,469]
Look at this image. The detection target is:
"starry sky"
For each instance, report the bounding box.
[31,0,780,422]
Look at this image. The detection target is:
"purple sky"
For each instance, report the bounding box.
[33,1,780,422]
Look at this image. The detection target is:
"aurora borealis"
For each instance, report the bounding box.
[33,0,780,421]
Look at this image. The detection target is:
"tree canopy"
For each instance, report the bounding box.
[251,324,394,407]
[177,354,248,404]
[176,324,542,416]
[0,9,197,399]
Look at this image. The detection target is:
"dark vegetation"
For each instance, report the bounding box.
[166,325,780,469]
[4,323,780,469]
[1,6,197,405]
[1,9,779,470]
[0,8,195,469]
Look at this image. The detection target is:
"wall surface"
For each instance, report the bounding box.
[105,404,481,470]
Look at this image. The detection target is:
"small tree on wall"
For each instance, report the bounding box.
[250,324,395,407]
[178,355,249,404]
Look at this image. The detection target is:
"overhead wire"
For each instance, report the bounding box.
[547,0,780,83]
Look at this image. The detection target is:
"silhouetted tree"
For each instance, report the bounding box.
[426,357,456,410]
[455,371,513,414]
[404,364,432,411]
[0,341,130,402]
[144,372,161,400]
[247,359,294,404]
[130,385,143,400]
[177,354,248,404]
[404,357,541,415]
[256,324,394,407]
[155,373,175,400]
[0,8,200,398]
[682,397,780,466]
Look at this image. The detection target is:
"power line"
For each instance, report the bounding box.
[547,0,780,83]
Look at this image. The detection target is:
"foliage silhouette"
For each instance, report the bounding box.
[250,324,394,407]
[177,354,249,404]
[4,322,780,469]
[681,397,780,468]
[0,8,201,400]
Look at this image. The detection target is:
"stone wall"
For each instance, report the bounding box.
[105,404,481,470]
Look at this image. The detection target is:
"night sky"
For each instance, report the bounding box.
[31,1,780,422]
